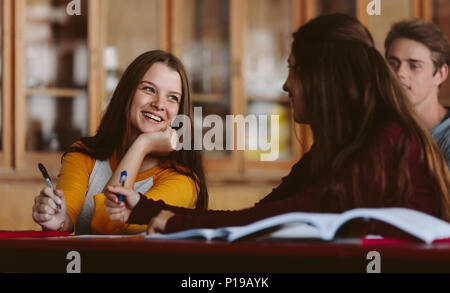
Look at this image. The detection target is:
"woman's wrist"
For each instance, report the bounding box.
[57,218,66,231]
[134,134,154,155]
[41,214,68,232]
[62,214,74,233]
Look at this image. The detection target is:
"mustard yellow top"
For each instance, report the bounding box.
[56,151,198,234]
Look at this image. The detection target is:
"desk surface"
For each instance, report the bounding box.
[1,237,450,273]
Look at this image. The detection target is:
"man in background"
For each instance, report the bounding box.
[385,19,450,168]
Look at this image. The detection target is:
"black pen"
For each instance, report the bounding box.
[38,163,61,210]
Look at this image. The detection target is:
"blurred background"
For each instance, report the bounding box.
[0,0,449,230]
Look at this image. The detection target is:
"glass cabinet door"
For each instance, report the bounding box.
[433,0,450,104]
[0,0,3,153]
[24,0,88,152]
[315,0,356,15]
[366,0,414,51]
[171,0,311,172]
[243,0,294,162]
[103,0,163,105]
[172,0,231,161]
[16,0,89,170]
[0,0,12,168]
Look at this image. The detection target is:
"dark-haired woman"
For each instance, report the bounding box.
[32,50,208,234]
[106,14,450,236]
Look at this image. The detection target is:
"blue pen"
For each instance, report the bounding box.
[117,170,127,204]
[38,163,61,210]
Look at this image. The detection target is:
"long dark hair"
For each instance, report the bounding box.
[291,14,450,220]
[64,50,208,209]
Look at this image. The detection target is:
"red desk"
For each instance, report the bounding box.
[0,237,449,273]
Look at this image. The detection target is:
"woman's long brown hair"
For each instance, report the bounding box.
[292,14,450,220]
[64,50,208,209]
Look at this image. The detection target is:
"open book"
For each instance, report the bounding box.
[145,208,450,244]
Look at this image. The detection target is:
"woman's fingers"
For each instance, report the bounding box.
[33,194,58,218]
[32,188,66,228]
[32,211,52,223]
[107,209,126,222]
[105,205,125,214]
[109,213,122,221]
[146,210,175,234]
[146,222,160,235]
[54,189,66,203]
[146,226,159,235]
[107,185,134,197]
[106,185,139,207]
[105,198,124,208]
[169,128,178,150]
[105,190,119,202]
[35,196,57,211]
[104,186,134,224]
[35,203,57,215]
[105,202,127,223]
[104,187,127,208]
[40,187,63,207]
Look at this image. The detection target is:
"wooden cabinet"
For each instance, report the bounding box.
[0,0,446,178]
[1,0,447,230]
[2,0,312,177]
[100,0,169,107]
[10,0,169,176]
[0,0,12,168]
[170,0,315,173]
[432,0,450,104]
[14,0,90,173]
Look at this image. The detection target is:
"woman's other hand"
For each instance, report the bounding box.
[146,210,175,234]
[104,185,141,223]
[32,187,66,231]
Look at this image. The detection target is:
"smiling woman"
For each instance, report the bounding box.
[31,50,208,235]
[129,63,182,137]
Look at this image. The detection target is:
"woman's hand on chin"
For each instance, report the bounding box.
[136,127,178,156]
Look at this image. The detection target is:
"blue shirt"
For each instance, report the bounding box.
[431,107,450,169]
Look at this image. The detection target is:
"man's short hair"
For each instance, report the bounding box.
[385,19,450,74]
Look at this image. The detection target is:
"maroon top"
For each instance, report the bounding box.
[128,122,440,236]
